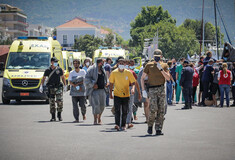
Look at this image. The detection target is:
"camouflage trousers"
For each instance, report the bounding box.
[49,87,63,113]
[148,85,166,131]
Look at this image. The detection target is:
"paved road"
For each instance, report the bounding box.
[0,78,235,160]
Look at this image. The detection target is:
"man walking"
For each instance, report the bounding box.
[68,59,87,122]
[40,57,67,121]
[109,58,137,131]
[141,50,170,136]
[85,58,108,125]
[180,61,194,109]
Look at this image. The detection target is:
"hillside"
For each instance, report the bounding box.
[2,0,235,41]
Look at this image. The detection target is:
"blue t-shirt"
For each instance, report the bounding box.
[104,63,111,73]
[202,64,214,82]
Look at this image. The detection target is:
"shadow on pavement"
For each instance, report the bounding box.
[76,124,95,126]
[132,134,162,138]
[37,121,54,123]
[100,128,126,133]
[1,101,48,105]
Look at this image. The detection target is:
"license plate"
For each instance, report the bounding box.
[20,93,29,96]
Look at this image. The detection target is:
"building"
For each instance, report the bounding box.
[28,24,53,37]
[0,4,28,39]
[56,17,109,50]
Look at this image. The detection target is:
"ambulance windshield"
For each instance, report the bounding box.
[6,52,51,69]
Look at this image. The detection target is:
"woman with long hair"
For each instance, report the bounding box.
[218,63,232,107]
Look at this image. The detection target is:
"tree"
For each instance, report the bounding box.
[130,21,200,59]
[182,19,224,47]
[130,5,176,47]
[73,34,103,58]
[104,33,114,47]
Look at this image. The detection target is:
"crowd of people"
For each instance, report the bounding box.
[39,49,235,136]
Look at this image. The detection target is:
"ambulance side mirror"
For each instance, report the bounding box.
[0,62,4,71]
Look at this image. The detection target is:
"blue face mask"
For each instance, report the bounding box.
[129,66,135,70]
[223,57,228,61]
[225,46,228,50]
[54,62,58,67]
[125,65,129,69]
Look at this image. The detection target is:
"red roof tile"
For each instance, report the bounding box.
[57,17,97,28]
[0,45,10,56]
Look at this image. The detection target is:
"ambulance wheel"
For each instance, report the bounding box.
[16,99,21,103]
[2,95,10,104]
[45,99,49,104]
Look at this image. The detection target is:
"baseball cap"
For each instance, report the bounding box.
[51,57,59,62]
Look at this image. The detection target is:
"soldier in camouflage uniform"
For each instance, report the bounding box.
[40,57,67,121]
[141,49,171,135]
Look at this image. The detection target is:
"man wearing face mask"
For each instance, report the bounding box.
[85,58,108,125]
[109,59,138,131]
[141,49,171,135]
[40,57,67,121]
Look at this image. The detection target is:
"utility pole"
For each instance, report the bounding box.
[200,0,205,56]
[214,0,219,59]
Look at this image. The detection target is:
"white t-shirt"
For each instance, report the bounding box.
[68,69,86,81]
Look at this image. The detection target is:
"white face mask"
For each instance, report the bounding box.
[118,65,125,70]
[86,62,90,66]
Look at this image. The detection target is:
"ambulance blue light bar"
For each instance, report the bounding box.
[18,37,48,40]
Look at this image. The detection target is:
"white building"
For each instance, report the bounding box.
[28,24,53,37]
[56,17,109,50]
[0,4,27,39]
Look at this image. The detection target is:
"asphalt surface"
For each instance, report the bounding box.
[0,78,235,160]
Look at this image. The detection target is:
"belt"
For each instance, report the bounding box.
[148,84,164,88]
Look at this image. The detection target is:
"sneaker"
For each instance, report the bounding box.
[156,130,164,136]
[121,127,126,131]
[73,120,79,123]
[147,126,153,134]
[176,102,179,104]
[231,104,235,107]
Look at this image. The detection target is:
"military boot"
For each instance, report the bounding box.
[57,112,63,121]
[147,126,153,134]
[181,104,189,110]
[50,113,56,121]
[156,130,164,136]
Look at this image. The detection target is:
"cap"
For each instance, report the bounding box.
[154,55,161,58]
[51,57,59,62]
[153,49,162,56]
[209,58,214,62]
[183,60,189,64]
[117,56,124,62]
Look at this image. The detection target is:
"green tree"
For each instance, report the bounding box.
[104,33,114,47]
[182,19,224,47]
[130,21,199,59]
[73,34,103,57]
[130,5,176,47]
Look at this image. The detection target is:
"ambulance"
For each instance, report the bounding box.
[62,50,73,82]
[93,47,126,67]
[72,51,86,67]
[1,37,64,104]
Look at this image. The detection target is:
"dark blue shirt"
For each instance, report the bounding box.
[203,57,216,66]
[180,66,194,88]
[202,64,214,82]
[104,63,111,73]
[170,65,176,81]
